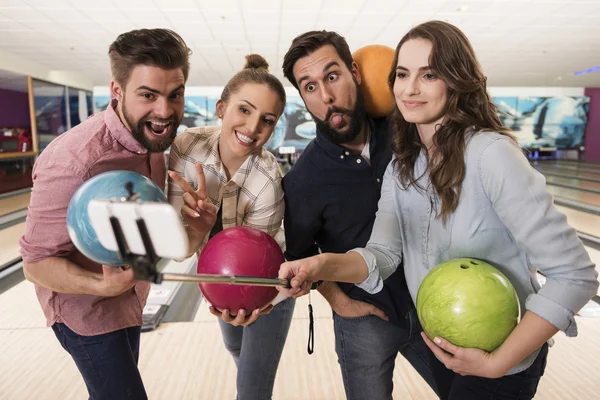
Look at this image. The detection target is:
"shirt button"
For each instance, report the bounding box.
[340,155,345,159]
[356,159,362,164]
[345,151,350,156]
[377,178,381,183]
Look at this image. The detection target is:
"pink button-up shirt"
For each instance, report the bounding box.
[19,100,166,336]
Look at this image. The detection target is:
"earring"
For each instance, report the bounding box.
[219,114,223,118]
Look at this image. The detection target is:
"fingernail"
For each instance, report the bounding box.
[434,337,441,344]
[193,212,200,217]
[239,310,245,316]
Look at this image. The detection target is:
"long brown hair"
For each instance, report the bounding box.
[387,20,515,224]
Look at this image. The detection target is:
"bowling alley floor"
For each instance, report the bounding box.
[3,161,600,399]
[1,280,600,399]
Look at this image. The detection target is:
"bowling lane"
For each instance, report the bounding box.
[546,185,600,207]
[584,246,600,296]
[0,192,30,217]
[558,160,600,170]
[556,205,600,238]
[531,160,600,171]
[534,166,600,179]
[545,176,600,192]
[0,222,25,267]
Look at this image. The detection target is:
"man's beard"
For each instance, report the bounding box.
[122,100,179,153]
[308,81,365,145]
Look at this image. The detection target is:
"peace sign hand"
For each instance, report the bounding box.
[168,162,219,236]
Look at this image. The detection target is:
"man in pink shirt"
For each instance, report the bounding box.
[19,28,190,399]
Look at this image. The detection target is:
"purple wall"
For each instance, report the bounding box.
[0,88,30,128]
[584,88,600,162]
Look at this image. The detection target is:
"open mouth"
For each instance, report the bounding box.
[145,120,172,137]
[235,130,256,146]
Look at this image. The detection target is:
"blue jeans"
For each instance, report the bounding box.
[333,307,439,400]
[430,342,549,400]
[51,323,147,400]
[218,297,296,400]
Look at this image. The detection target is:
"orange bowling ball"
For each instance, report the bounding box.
[353,44,396,118]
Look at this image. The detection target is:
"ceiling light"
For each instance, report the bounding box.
[457,5,469,12]
[574,66,600,76]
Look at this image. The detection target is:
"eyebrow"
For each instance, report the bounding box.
[396,65,432,72]
[297,61,341,87]
[242,100,277,118]
[135,84,185,94]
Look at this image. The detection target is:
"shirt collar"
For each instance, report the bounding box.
[202,128,255,188]
[104,99,148,155]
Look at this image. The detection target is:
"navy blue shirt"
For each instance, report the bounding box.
[282,117,413,327]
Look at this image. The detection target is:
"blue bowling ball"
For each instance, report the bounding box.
[66,170,167,266]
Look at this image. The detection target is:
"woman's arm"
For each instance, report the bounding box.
[430,136,599,378]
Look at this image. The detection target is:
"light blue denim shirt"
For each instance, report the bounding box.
[352,131,599,375]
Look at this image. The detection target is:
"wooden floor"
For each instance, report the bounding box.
[0,192,30,217]
[1,167,600,399]
[1,280,599,400]
[0,222,25,266]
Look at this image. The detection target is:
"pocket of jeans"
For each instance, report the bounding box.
[59,325,95,361]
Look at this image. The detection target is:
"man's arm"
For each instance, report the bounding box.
[19,161,136,297]
[23,258,134,297]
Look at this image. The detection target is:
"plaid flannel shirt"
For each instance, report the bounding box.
[167,126,285,251]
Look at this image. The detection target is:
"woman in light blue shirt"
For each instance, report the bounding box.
[278,21,599,399]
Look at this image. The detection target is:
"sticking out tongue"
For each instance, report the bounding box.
[331,115,343,127]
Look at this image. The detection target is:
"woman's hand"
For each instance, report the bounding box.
[421,333,507,378]
[276,256,323,297]
[168,162,219,237]
[209,304,274,327]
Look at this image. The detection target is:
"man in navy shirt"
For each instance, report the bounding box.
[281,30,440,400]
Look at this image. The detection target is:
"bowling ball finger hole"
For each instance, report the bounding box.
[460,265,469,269]
[470,260,479,265]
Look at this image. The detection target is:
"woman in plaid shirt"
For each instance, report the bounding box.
[167,54,293,400]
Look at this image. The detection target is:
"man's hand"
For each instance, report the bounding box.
[209,304,274,327]
[330,292,388,321]
[319,281,388,321]
[100,265,137,297]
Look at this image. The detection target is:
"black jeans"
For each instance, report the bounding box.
[430,343,549,400]
[52,323,147,400]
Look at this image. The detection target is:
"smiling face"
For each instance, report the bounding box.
[392,38,448,130]
[216,82,284,159]
[292,45,365,145]
[111,64,185,153]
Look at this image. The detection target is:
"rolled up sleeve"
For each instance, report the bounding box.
[19,161,85,263]
[480,137,599,335]
[354,161,404,294]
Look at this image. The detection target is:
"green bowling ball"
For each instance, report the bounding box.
[416,258,520,352]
